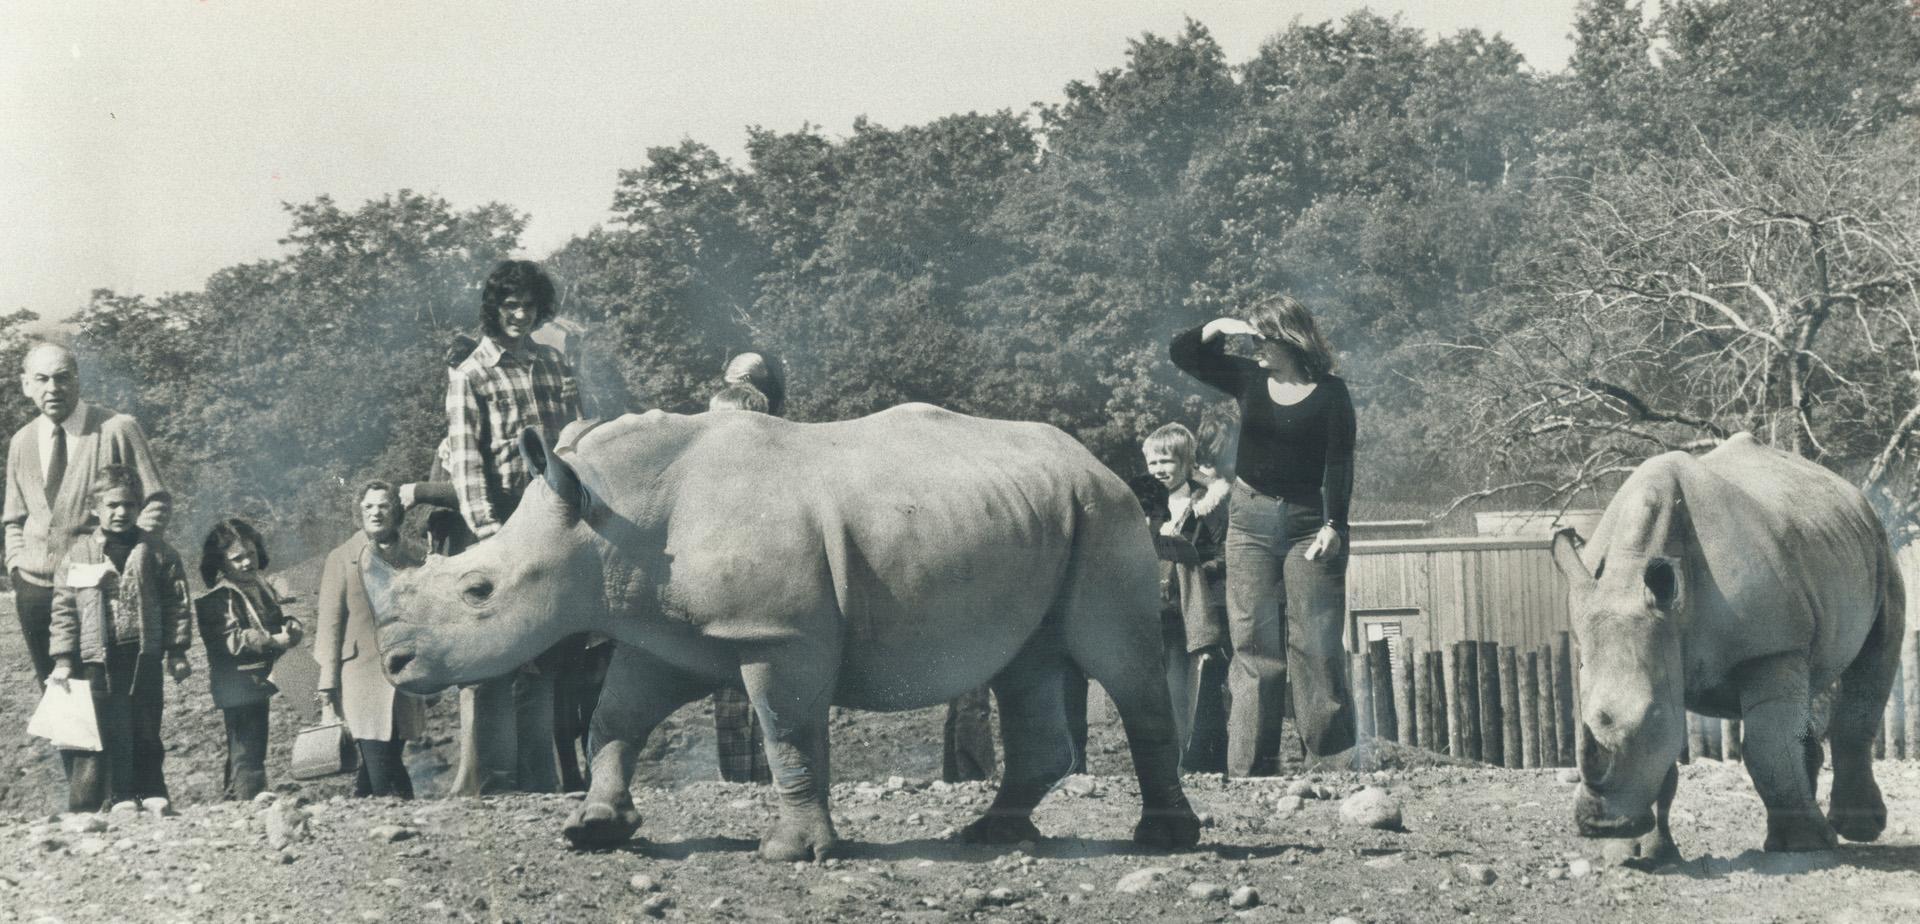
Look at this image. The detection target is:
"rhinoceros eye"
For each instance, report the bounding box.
[460,572,494,609]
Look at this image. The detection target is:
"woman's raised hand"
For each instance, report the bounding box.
[1201,318,1259,342]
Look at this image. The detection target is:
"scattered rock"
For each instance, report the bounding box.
[251,792,276,805]
[1061,775,1102,798]
[1274,795,1305,815]
[1559,768,1583,784]
[1115,867,1172,894]
[421,901,447,914]
[1332,918,1362,924]
[639,894,673,918]
[1569,859,1594,879]
[1187,881,1230,901]
[987,887,1015,905]
[1229,885,1260,909]
[1600,839,1644,867]
[629,874,660,893]
[60,814,107,835]
[368,825,415,843]
[1285,779,1314,798]
[71,836,109,857]
[1338,787,1405,831]
[263,803,310,850]
[1454,863,1497,886]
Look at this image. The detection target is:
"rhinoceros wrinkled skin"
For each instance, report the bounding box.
[371,404,1201,861]
[1551,433,1904,864]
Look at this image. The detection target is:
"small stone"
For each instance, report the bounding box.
[987,887,1014,904]
[1546,867,1568,881]
[422,901,447,914]
[885,775,908,790]
[1229,885,1259,909]
[629,874,660,893]
[110,800,141,815]
[1115,867,1171,894]
[1186,881,1229,900]
[1569,859,1594,879]
[1338,787,1405,831]
[113,838,135,851]
[251,792,276,805]
[1061,775,1101,798]
[382,878,406,889]
[1331,918,1362,924]
[1559,768,1583,784]
[1274,795,1305,815]
[1455,863,1496,886]
[187,882,206,895]
[1314,784,1336,800]
[72,836,109,856]
[263,804,310,851]
[143,797,173,817]
[368,825,415,843]
[728,799,753,810]
[1285,779,1314,798]
[61,815,108,835]
[358,912,386,923]
[639,895,673,918]
[1196,811,1217,827]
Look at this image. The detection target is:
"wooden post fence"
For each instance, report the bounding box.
[1442,644,1463,759]
[1520,649,1541,769]
[1478,640,1503,767]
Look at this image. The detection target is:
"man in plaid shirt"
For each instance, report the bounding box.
[443,259,584,795]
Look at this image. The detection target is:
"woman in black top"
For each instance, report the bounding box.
[1170,294,1358,774]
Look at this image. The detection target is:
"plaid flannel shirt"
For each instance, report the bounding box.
[445,335,583,538]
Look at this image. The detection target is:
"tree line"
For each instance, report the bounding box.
[9,0,1918,555]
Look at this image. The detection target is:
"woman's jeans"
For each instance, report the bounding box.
[1224,481,1356,775]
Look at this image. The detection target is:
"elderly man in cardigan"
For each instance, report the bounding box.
[5,342,169,689]
[315,481,428,798]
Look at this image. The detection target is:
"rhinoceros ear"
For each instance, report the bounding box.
[1551,527,1595,592]
[519,428,590,523]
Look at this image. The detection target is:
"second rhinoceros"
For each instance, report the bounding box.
[371,404,1201,860]
[1552,433,1903,863]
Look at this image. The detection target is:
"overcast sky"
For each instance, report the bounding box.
[2,1,1584,322]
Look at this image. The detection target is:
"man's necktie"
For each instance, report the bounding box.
[45,427,65,506]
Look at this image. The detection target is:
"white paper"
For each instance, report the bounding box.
[27,681,102,751]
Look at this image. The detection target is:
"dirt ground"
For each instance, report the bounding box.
[1,568,1918,923]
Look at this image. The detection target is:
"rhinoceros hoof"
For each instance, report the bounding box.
[1829,800,1887,843]
[959,814,1043,845]
[563,800,642,850]
[758,816,840,862]
[1763,814,1839,853]
[1133,808,1203,850]
[1827,776,1889,841]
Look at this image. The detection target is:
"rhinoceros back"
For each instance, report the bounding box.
[568,404,1157,707]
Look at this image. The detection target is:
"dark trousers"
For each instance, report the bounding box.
[222,701,271,801]
[549,636,609,792]
[1164,613,1229,775]
[66,646,168,811]
[714,686,770,783]
[14,581,56,687]
[941,686,996,782]
[354,739,414,799]
[1224,482,1355,775]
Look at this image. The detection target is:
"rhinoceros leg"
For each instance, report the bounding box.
[960,630,1076,844]
[1827,591,1901,843]
[1739,654,1838,852]
[741,642,841,862]
[565,645,715,850]
[1064,610,1202,850]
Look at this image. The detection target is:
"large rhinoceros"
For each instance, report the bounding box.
[1550,433,1903,863]
[372,404,1201,861]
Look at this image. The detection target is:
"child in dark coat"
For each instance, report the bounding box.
[194,518,302,800]
[47,465,192,811]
